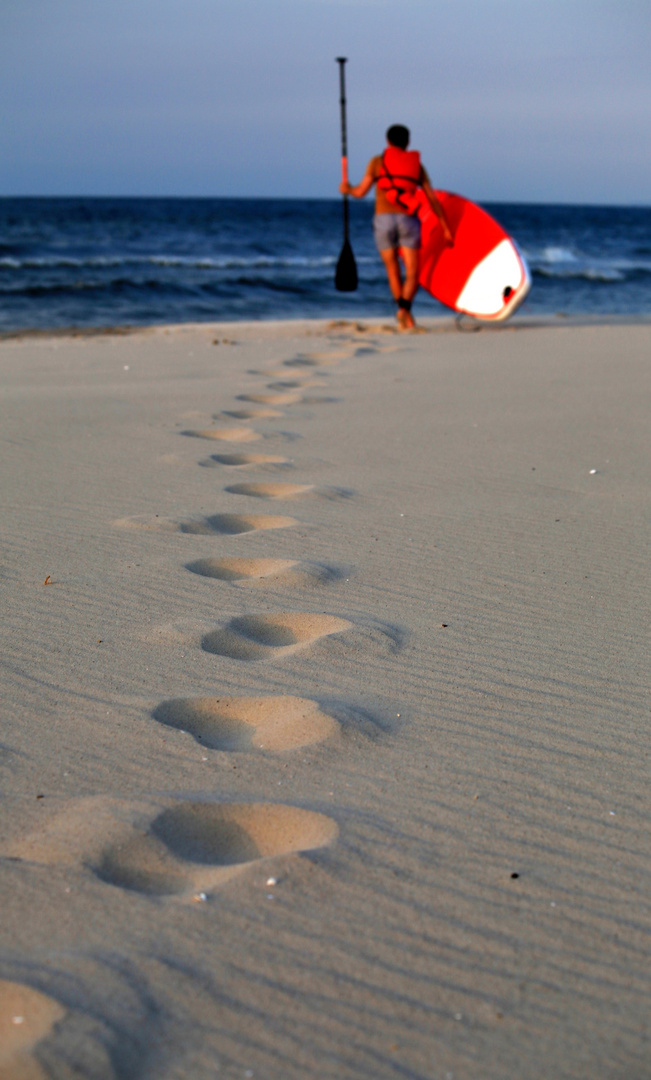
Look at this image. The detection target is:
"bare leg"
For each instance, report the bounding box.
[400,247,420,303]
[395,247,418,329]
[379,248,410,330]
[380,246,420,330]
[379,248,403,302]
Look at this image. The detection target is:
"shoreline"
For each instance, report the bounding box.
[2,309,650,342]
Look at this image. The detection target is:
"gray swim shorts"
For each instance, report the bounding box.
[373,212,421,252]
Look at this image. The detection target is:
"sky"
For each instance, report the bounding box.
[1,0,650,203]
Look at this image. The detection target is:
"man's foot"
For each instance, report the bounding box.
[397,308,416,331]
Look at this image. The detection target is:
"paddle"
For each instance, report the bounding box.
[335,57,358,292]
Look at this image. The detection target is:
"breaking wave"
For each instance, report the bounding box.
[523,245,651,284]
[0,253,356,271]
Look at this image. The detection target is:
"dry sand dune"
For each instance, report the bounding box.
[1,317,650,1079]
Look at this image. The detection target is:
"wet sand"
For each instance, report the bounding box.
[1,317,650,1079]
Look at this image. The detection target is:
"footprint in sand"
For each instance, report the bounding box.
[223,481,353,500]
[1,797,337,900]
[284,350,349,366]
[95,802,338,897]
[201,612,351,661]
[248,367,319,379]
[237,391,302,406]
[221,407,283,420]
[224,481,314,499]
[113,512,298,535]
[181,426,261,442]
[283,358,324,368]
[185,557,344,588]
[153,695,340,751]
[199,452,291,468]
[180,513,298,536]
[0,981,66,1080]
[266,379,325,390]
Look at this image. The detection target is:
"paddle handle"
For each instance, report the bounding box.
[336,57,350,239]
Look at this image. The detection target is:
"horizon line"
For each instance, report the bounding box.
[1,194,650,210]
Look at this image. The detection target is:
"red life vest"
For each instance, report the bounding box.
[377,148,422,213]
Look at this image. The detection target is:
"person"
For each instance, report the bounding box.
[339,124,452,330]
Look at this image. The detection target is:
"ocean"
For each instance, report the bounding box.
[0,197,649,332]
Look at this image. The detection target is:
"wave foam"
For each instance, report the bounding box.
[0,253,374,271]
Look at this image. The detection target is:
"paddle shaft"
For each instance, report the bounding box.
[334,57,357,291]
[336,57,350,241]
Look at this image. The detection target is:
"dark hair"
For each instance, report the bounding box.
[386,125,410,149]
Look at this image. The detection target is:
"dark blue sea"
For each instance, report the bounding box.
[1,198,650,331]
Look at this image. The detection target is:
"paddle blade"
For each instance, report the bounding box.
[335,239,358,292]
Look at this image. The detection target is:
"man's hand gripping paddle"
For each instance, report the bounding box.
[335,57,358,292]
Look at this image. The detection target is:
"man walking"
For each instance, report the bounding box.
[339,124,452,330]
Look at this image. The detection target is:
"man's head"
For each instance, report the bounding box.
[386,125,410,150]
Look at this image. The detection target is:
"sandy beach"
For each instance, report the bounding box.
[1,316,650,1080]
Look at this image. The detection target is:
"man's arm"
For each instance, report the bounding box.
[422,179,453,244]
[339,158,376,198]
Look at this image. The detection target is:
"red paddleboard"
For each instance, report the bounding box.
[418,193,530,320]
